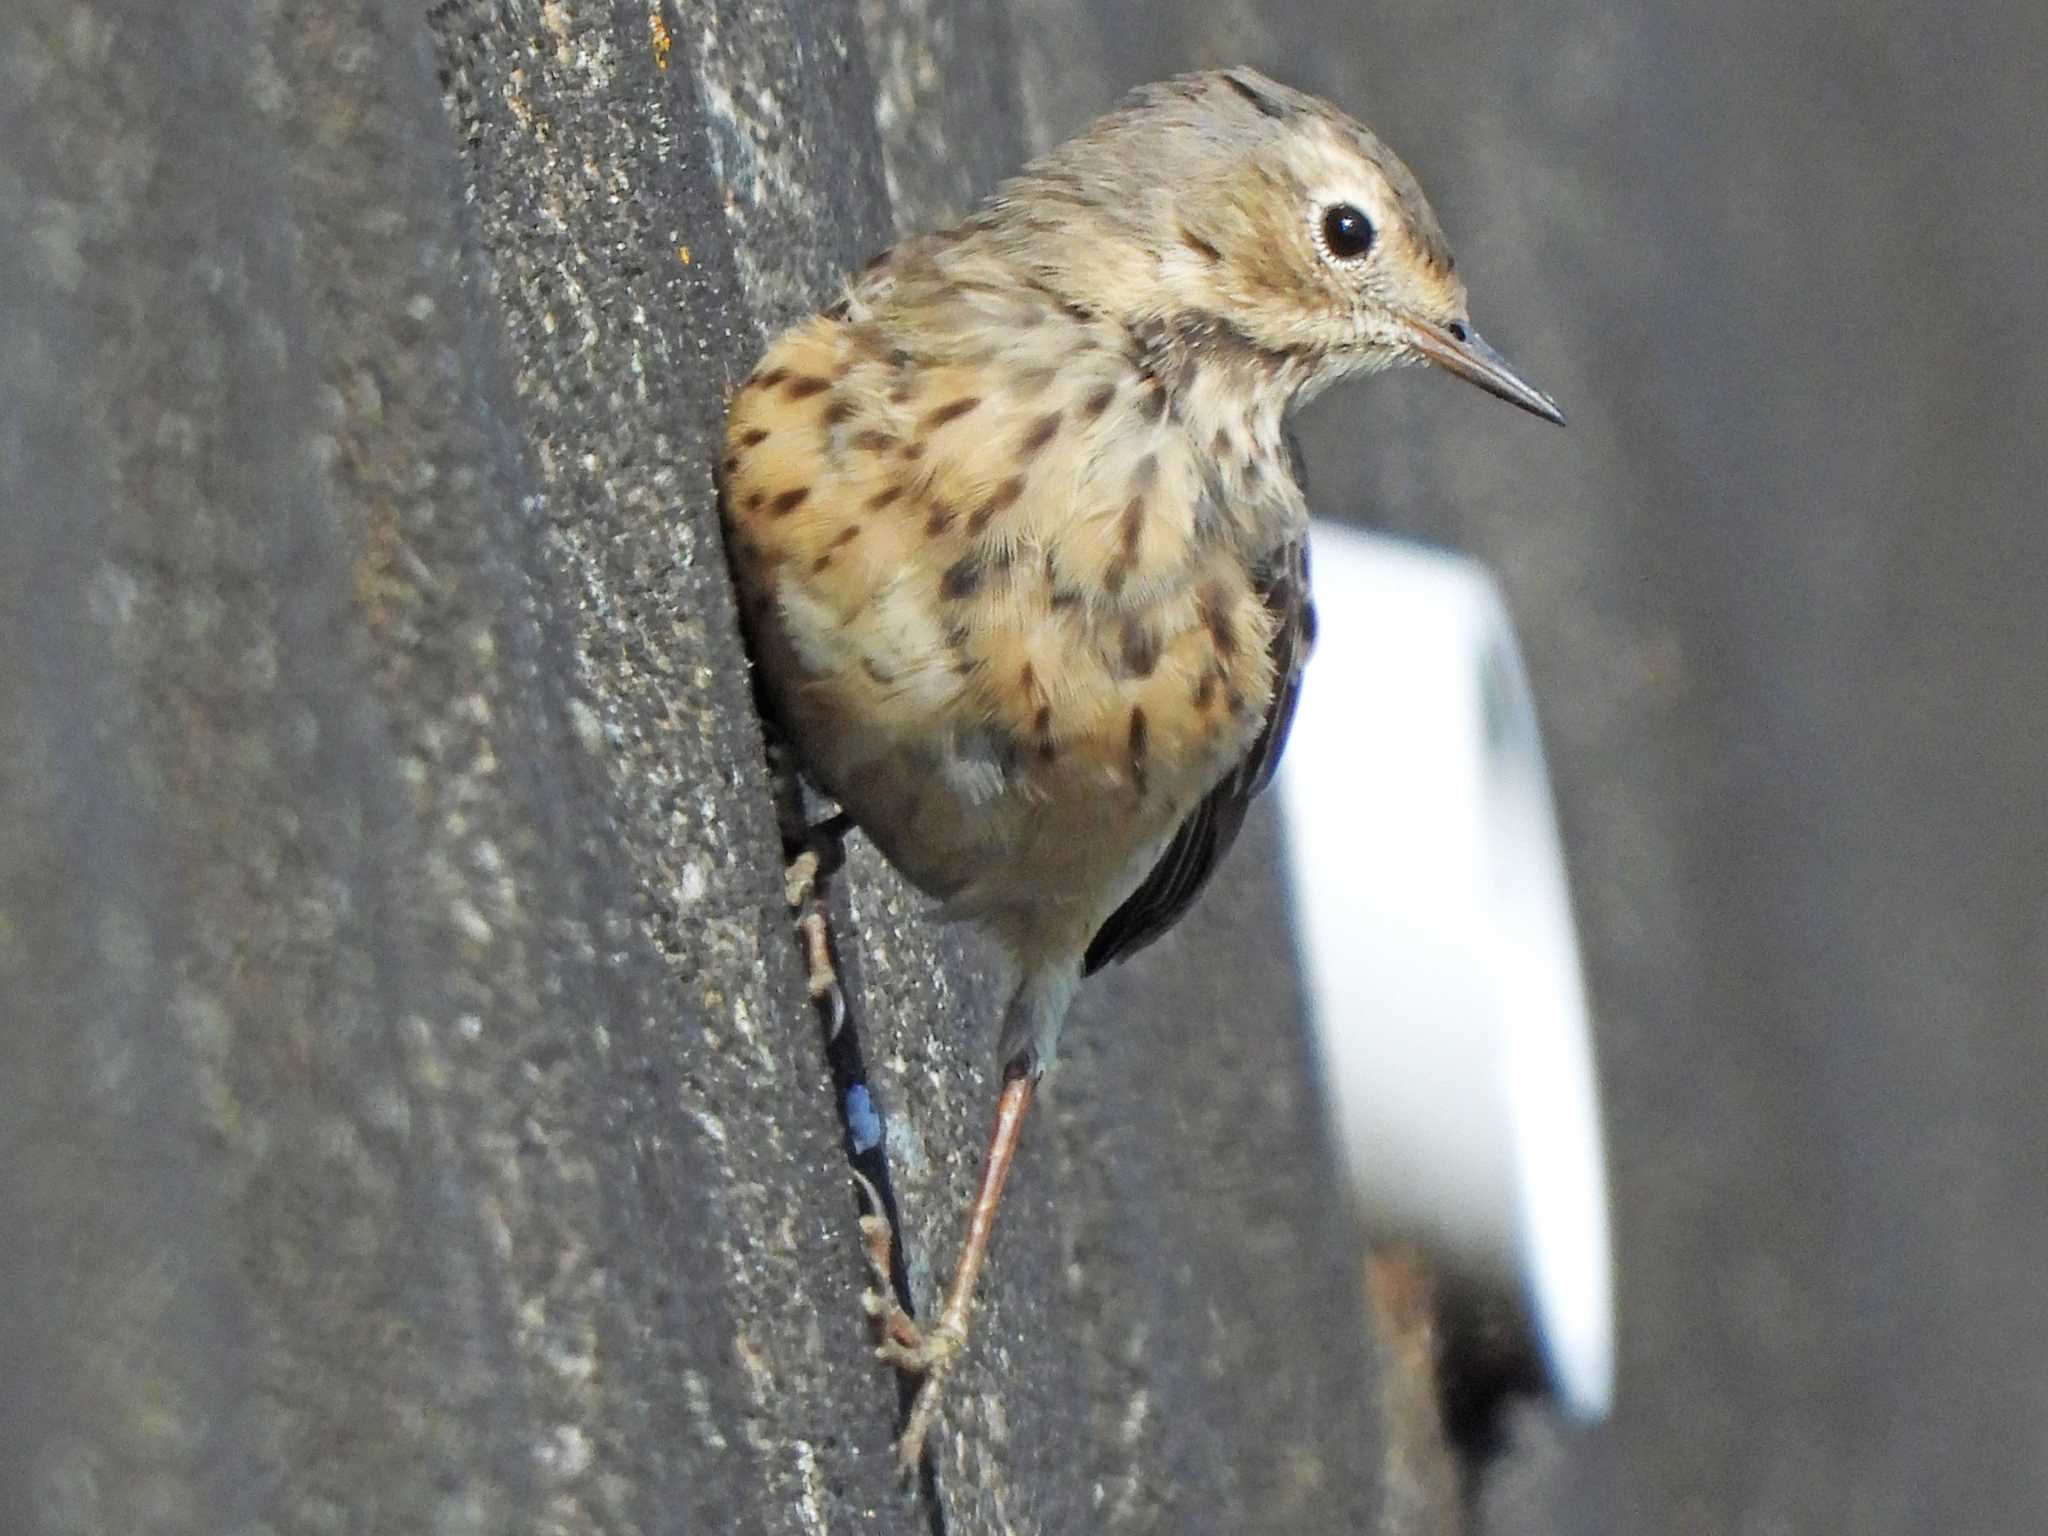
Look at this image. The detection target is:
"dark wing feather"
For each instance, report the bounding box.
[1083,536,1316,974]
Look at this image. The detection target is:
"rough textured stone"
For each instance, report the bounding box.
[22,1,2041,1532]
[1016,4,2048,1534]
[2,2,1399,1532]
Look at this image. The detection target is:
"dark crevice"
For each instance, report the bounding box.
[776,772,949,1534]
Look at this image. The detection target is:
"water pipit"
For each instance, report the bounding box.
[720,66,1562,1473]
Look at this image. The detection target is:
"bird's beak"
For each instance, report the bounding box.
[1403,317,1565,426]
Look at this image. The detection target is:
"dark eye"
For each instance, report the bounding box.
[1321,203,1375,260]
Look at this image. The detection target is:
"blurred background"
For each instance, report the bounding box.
[5,0,2045,1531]
[994,0,2048,1529]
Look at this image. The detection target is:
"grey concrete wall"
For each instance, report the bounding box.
[2,3,1405,1532]
[1009,2,2048,1533]
[12,1,2046,1532]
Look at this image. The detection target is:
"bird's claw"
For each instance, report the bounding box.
[891,1351,958,1475]
[854,1176,959,1474]
[874,1317,964,1375]
[784,849,847,1037]
[856,1198,922,1354]
[784,847,820,909]
[798,908,846,1037]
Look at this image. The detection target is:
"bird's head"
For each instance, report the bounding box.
[997,68,1563,423]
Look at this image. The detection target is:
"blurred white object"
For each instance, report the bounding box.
[1279,520,1614,1420]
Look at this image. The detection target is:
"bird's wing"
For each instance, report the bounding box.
[1082,535,1316,974]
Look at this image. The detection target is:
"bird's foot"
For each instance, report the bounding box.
[783,846,821,909]
[782,842,846,1037]
[855,1176,963,1474]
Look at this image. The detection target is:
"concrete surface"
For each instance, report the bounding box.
[12,0,2045,1532]
[1008,3,2048,1533]
[2,2,1400,1532]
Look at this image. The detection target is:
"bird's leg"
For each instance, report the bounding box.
[862,1069,1038,1474]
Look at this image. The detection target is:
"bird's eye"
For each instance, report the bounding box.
[1320,203,1375,261]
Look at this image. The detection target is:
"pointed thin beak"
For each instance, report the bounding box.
[1403,317,1565,426]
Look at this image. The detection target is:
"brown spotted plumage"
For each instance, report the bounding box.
[719,66,1562,1475]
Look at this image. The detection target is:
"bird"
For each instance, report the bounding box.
[718,65,1562,1474]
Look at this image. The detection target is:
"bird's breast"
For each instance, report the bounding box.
[721,304,1292,945]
